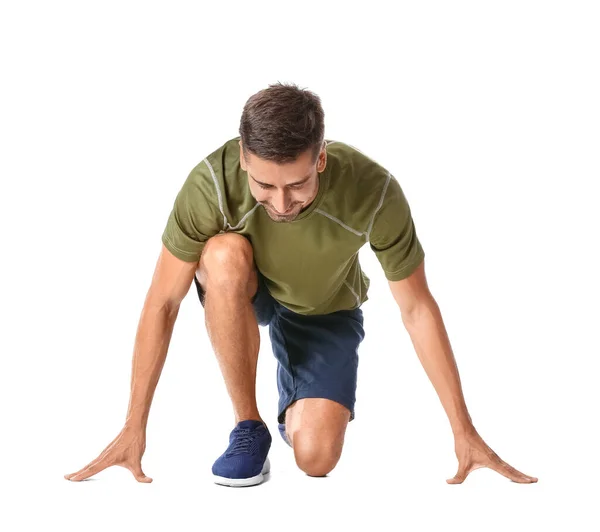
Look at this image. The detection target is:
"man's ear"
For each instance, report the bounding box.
[317,147,327,173]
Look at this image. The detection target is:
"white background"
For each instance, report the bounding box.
[1,0,598,530]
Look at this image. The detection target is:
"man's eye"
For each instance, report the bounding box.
[257,183,302,190]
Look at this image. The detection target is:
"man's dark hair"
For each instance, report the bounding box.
[239,81,325,165]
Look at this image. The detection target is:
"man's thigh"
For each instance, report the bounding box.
[270,305,365,476]
[271,306,365,425]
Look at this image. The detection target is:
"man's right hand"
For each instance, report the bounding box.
[64,425,153,483]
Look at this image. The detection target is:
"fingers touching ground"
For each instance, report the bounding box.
[65,428,152,483]
[485,456,538,484]
[64,453,112,482]
[447,453,538,484]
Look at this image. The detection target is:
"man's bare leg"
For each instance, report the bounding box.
[284,398,350,476]
[196,233,263,424]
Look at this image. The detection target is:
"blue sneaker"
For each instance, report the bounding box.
[212,419,272,487]
[278,422,292,447]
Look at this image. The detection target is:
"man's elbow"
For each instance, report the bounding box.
[400,295,436,326]
[387,259,434,322]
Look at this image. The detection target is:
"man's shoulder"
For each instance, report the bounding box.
[196,136,255,224]
[173,136,241,207]
[199,135,242,177]
[315,139,394,232]
[324,139,392,206]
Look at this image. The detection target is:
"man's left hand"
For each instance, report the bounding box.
[447,428,538,484]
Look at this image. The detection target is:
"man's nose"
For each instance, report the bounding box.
[272,193,291,213]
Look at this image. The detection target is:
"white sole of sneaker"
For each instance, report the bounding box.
[213,457,271,487]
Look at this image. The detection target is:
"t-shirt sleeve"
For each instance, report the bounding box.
[161,162,224,263]
[368,173,425,281]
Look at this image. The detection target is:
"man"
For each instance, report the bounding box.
[64,82,538,487]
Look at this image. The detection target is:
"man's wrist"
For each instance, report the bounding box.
[450,411,476,438]
[125,414,148,432]
[452,420,477,438]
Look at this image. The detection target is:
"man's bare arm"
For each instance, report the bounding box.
[64,244,198,482]
[124,244,199,430]
[388,258,537,484]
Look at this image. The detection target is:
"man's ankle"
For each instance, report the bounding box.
[234,415,264,425]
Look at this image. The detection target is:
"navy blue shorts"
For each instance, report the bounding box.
[193,268,365,424]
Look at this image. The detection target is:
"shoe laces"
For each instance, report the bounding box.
[227,428,261,456]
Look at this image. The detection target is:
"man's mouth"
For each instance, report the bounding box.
[269,205,298,216]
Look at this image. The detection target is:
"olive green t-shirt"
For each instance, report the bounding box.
[161,136,425,315]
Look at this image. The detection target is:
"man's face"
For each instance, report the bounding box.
[239,140,327,223]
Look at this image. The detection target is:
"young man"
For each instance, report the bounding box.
[65,82,538,487]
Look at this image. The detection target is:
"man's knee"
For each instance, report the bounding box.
[197,233,256,289]
[292,430,344,477]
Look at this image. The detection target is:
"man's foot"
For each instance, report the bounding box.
[212,419,272,487]
[278,422,292,447]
